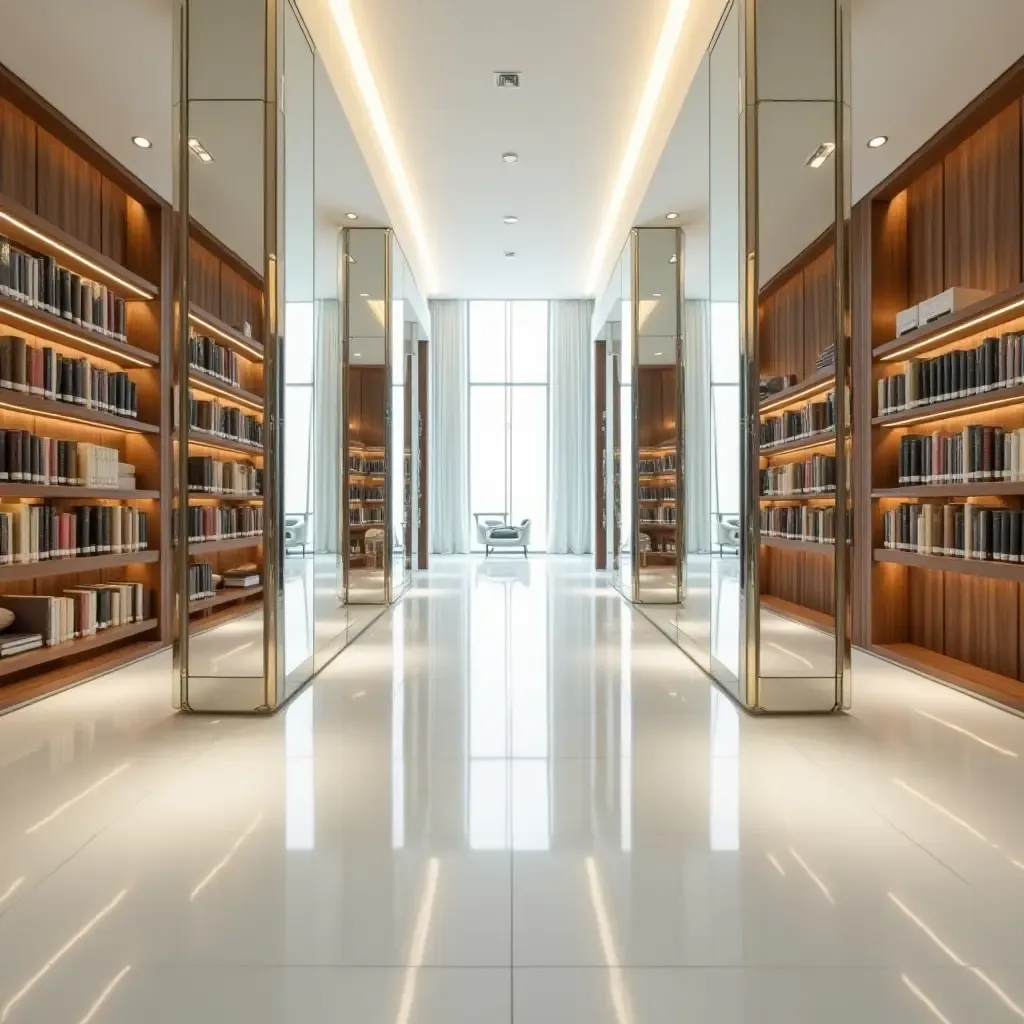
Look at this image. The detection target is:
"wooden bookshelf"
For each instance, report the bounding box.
[189,536,263,555]
[761,536,835,555]
[854,57,1024,709]
[0,65,169,705]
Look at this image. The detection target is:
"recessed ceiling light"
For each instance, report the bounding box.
[665,213,678,220]
[188,137,214,163]
[668,254,678,264]
[655,351,663,356]
[353,352,362,358]
[502,152,518,164]
[868,135,888,149]
[359,292,369,298]
[346,212,359,220]
[132,136,152,149]
[503,216,518,225]
[652,292,662,298]
[504,251,517,259]
[806,142,836,169]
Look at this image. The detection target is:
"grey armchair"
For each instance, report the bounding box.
[474,512,532,557]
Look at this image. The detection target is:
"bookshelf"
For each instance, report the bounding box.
[854,57,1024,708]
[757,237,840,629]
[0,66,170,705]
[183,228,264,631]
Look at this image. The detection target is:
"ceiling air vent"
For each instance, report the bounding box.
[495,72,520,88]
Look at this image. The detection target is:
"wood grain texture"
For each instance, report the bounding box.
[100,177,127,267]
[906,162,945,304]
[221,263,263,338]
[349,366,387,448]
[944,100,1022,294]
[0,94,35,208]
[907,565,944,654]
[36,128,104,253]
[189,238,221,319]
[637,367,675,448]
[943,574,1018,679]
[760,272,804,380]
[802,246,835,375]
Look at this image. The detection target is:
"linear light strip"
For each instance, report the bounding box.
[760,377,835,414]
[25,763,131,834]
[586,0,693,294]
[0,213,153,299]
[877,390,1024,428]
[189,373,264,412]
[189,314,263,361]
[0,398,151,437]
[0,306,154,367]
[882,296,1024,361]
[78,966,132,1024]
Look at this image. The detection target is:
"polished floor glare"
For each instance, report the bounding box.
[3,559,1024,1021]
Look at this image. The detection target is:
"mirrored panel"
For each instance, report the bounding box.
[618,237,635,599]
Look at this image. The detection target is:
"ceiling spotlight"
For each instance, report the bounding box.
[502,152,519,164]
[503,216,518,225]
[665,212,678,220]
[346,212,359,220]
[188,137,214,163]
[868,135,888,149]
[806,142,836,169]
[504,251,517,259]
[132,136,152,149]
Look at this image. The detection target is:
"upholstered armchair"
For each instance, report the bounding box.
[473,513,532,557]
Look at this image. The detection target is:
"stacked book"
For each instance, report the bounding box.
[815,343,836,371]
[185,504,263,543]
[0,586,147,648]
[878,331,1024,415]
[761,391,836,448]
[0,503,148,563]
[0,335,137,416]
[0,434,122,487]
[637,452,677,475]
[223,565,260,589]
[883,502,1024,562]
[898,426,1024,484]
[186,456,261,496]
[187,561,215,601]
[0,236,128,342]
[760,454,836,496]
[349,507,385,525]
[0,632,42,658]
[638,485,676,501]
[348,485,384,502]
[176,388,262,447]
[760,505,836,544]
[349,453,385,475]
[189,332,241,387]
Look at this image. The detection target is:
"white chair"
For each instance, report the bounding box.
[474,513,532,557]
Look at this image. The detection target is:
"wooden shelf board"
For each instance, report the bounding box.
[185,431,263,457]
[873,547,1024,583]
[873,281,1024,363]
[874,642,1024,714]
[187,491,263,503]
[0,295,159,368]
[872,383,1024,428]
[873,483,1024,498]
[760,428,836,457]
[348,522,384,532]
[0,388,158,434]
[0,195,159,299]
[0,484,158,500]
[759,368,835,414]
[188,536,263,554]
[189,584,262,614]
[189,305,264,361]
[187,371,264,411]
[760,594,835,634]
[0,617,158,681]
[760,535,835,554]
[0,549,157,583]
[760,492,836,501]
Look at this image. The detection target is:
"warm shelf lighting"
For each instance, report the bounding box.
[0,397,148,436]
[189,373,263,412]
[0,212,154,299]
[132,136,152,149]
[0,305,154,367]
[868,135,888,148]
[806,142,836,169]
[760,375,834,414]
[879,391,1024,428]
[881,295,1024,361]
[189,313,263,362]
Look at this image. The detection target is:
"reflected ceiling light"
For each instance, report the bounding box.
[190,812,263,901]
[652,292,662,297]
[586,0,695,295]
[78,966,132,1024]
[0,878,24,907]
[913,709,1018,757]
[892,778,991,843]
[131,136,152,149]
[868,135,889,148]
[901,975,954,1024]
[25,763,131,834]
[654,351,663,356]
[359,292,370,298]
[503,215,518,224]
[329,0,436,293]
[346,212,359,220]
[766,852,786,876]
[394,858,441,1024]
[353,352,362,357]
[665,212,679,220]
[788,846,835,904]
[668,254,678,264]
[187,137,214,163]
[806,142,836,169]
[502,152,519,163]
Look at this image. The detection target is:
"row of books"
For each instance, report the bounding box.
[760,455,836,496]
[638,486,676,501]
[349,454,385,476]
[0,236,129,343]
[883,502,1024,562]
[761,392,836,448]
[0,435,128,488]
[0,503,148,563]
[639,507,677,525]
[349,486,384,502]
[184,505,263,543]
[189,333,242,387]
[176,388,262,448]
[638,452,677,475]
[878,331,1024,415]
[349,508,385,525]
[186,456,261,496]
[188,562,261,601]
[0,335,137,417]
[898,427,1024,485]
[760,506,836,545]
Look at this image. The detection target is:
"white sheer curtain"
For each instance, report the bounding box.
[429,299,470,553]
[684,299,712,552]
[313,299,340,551]
[547,299,593,554]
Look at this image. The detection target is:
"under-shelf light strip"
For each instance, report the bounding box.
[189,373,263,412]
[0,306,153,368]
[880,390,1024,428]
[882,295,1024,361]
[0,212,154,299]
[0,397,147,435]
[760,432,836,457]
[760,376,834,413]
[189,313,263,361]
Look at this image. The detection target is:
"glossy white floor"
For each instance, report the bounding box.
[2,557,1024,1022]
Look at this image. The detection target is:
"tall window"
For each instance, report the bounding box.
[468,301,548,550]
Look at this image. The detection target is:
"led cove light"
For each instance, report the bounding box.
[586,0,694,294]
[131,136,152,149]
[330,0,435,293]
[868,135,888,148]
[806,142,836,169]
[0,305,153,365]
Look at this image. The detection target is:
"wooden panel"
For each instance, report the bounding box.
[637,368,674,448]
[907,566,944,654]
[126,198,161,285]
[943,574,1018,679]
[0,95,35,208]
[349,366,387,448]
[760,272,804,380]
[906,162,944,304]
[943,100,1022,294]
[100,177,127,267]
[189,237,221,318]
[35,128,103,252]
[802,245,835,376]
[221,263,263,338]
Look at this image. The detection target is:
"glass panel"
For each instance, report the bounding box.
[618,236,634,600]
[469,386,507,550]
[390,238,406,599]
[469,300,506,383]
[510,301,548,383]
[509,386,547,552]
